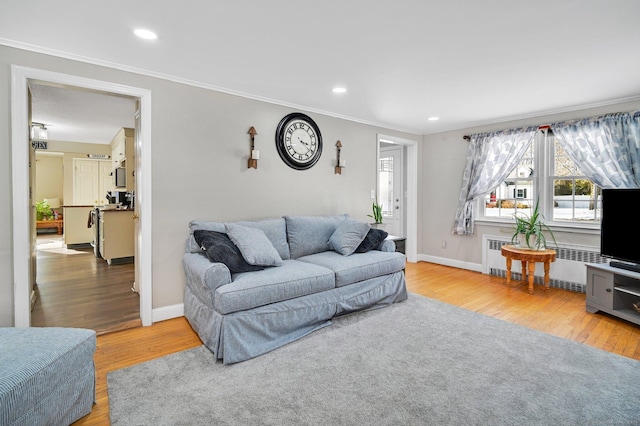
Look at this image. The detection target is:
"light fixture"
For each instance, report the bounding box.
[134,29,158,40]
[247,126,259,169]
[332,87,347,94]
[31,122,48,141]
[428,116,440,121]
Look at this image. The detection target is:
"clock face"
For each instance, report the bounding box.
[275,113,322,170]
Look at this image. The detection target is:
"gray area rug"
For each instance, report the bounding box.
[108,294,640,425]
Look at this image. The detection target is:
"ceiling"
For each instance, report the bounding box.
[2,0,640,141]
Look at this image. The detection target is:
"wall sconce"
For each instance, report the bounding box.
[335,140,345,174]
[31,122,48,141]
[247,126,259,169]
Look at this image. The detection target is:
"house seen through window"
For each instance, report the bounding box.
[482,130,601,225]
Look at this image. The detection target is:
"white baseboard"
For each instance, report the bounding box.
[152,303,184,323]
[416,254,483,273]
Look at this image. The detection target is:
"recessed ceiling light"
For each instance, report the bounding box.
[428,116,440,121]
[332,87,347,94]
[134,29,158,40]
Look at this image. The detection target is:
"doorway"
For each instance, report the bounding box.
[378,145,404,237]
[29,83,139,333]
[377,134,418,262]
[11,65,153,328]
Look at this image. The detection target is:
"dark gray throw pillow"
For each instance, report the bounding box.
[193,230,264,274]
[355,228,388,253]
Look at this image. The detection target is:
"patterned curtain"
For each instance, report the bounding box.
[452,126,538,235]
[551,111,640,188]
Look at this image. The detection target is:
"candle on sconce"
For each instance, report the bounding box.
[339,159,346,168]
[251,149,260,160]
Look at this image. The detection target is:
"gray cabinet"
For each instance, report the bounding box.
[586,263,640,326]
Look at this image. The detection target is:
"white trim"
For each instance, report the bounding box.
[152,303,184,323]
[11,65,153,327]
[416,254,483,273]
[377,134,419,263]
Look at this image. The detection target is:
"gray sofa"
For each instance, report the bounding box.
[182,214,407,364]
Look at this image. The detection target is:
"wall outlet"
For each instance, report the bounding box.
[441,240,447,249]
[371,190,376,199]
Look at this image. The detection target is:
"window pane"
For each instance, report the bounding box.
[379,157,393,216]
[551,137,600,222]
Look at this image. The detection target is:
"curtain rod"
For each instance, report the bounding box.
[463,125,550,141]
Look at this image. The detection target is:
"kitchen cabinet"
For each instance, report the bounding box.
[72,159,113,205]
[99,209,134,265]
[63,206,94,246]
[110,128,135,191]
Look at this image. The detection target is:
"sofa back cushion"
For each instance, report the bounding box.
[188,218,290,260]
[285,214,348,259]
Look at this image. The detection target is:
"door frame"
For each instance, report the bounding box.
[377,133,418,263]
[11,65,153,327]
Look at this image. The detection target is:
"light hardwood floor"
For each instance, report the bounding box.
[73,261,640,425]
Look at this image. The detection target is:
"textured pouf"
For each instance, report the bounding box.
[0,327,96,426]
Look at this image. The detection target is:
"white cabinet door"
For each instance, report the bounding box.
[73,159,113,205]
[73,159,100,205]
[99,160,114,197]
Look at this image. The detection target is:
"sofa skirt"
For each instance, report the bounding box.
[184,270,407,364]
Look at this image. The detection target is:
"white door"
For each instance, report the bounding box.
[73,159,100,205]
[379,146,404,237]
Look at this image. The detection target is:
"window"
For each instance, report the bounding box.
[483,139,534,220]
[481,130,601,226]
[551,136,601,222]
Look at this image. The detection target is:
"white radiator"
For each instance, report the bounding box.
[482,235,607,293]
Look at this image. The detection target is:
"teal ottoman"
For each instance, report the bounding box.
[0,327,96,426]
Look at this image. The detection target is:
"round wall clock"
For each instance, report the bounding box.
[275,112,323,170]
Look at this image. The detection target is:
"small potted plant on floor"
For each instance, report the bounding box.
[510,196,557,250]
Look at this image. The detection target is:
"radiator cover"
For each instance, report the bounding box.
[483,236,607,293]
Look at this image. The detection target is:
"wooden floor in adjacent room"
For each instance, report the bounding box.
[32,234,140,335]
[73,261,640,425]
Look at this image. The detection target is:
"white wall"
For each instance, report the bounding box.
[0,45,418,326]
[420,100,640,270]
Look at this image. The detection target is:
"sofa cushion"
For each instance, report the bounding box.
[193,230,264,274]
[214,260,335,314]
[298,250,405,288]
[328,218,370,256]
[285,214,348,259]
[355,228,389,253]
[225,223,283,267]
[189,218,290,260]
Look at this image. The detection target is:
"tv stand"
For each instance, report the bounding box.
[609,261,640,274]
[586,263,640,326]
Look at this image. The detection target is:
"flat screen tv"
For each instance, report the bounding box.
[601,188,640,273]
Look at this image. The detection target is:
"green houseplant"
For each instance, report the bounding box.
[35,200,53,221]
[510,196,557,250]
[368,201,383,224]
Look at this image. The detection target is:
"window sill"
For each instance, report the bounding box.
[474,218,600,235]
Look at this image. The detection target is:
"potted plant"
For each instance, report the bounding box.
[368,201,384,227]
[35,200,53,221]
[510,196,557,250]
